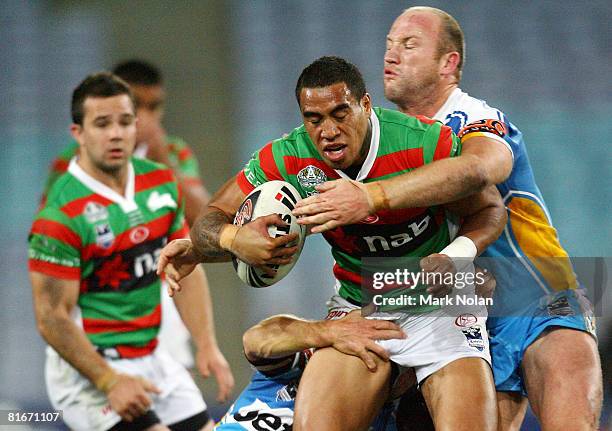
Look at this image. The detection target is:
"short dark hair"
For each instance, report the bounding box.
[295,56,366,105]
[71,72,134,125]
[112,59,162,86]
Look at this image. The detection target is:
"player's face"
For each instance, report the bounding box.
[73,94,136,174]
[132,84,165,142]
[300,82,371,170]
[384,10,444,105]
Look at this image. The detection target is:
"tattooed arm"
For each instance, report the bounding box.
[158,175,299,288]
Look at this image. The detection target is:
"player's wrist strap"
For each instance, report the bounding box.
[364,182,390,212]
[95,369,119,393]
[219,224,239,251]
[439,236,478,272]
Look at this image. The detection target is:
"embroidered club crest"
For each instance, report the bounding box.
[297,165,326,196]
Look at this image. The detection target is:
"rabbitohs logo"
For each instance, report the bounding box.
[297,165,326,196]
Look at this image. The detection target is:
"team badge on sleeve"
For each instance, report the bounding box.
[458,119,508,141]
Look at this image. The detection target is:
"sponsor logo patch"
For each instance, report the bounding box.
[129,226,150,244]
[547,296,574,317]
[94,223,115,249]
[455,313,477,327]
[461,326,485,351]
[297,165,326,195]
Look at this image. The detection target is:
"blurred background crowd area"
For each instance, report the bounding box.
[1,1,610,430]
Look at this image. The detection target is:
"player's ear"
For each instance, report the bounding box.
[440,51,460,77]
[70,123,84,145]
[361,93,372,114]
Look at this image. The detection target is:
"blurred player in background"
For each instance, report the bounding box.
[157,56,507,431]
[29,72,232,431]
[293,6,603,430]
[42,59,211,369]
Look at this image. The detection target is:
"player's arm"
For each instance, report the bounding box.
[172,265,234,402]
[444,184,507,255]
[158,176,300,289]
[371,136,512,210]
[243,311,405,372]
[294,127,512,233]
[419,185,506,296]
[30,272,159,422]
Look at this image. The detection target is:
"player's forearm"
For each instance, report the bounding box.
[243,316,328,361]
[456,195,507,255]
[37,313,113,387]
[371,154,488,210]
[190,206,234,260]
[173,265,219,350]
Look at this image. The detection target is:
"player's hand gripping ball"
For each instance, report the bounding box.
[232,181,306,287]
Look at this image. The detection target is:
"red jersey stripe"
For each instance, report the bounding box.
[333,263,361,285]
[237,171,256,194]
[369,148,424,178]
[61,194,114,218]
[83,304,161,334]
[116,339,158,358]
[169,223,189,241]
[433,125,454,161]
[283,156,339,178]
[29,259,81,280]
[82,212,174,260]
[414,115,437,125]
[135,169,175,193]
[51,159,70,173]
[31,219,82,249]
[260,142,283,181]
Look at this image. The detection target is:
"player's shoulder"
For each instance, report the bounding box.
[272,125,312,155]
[444,88,505,126]
[56,139,79,160]
[132,158,179,193]
[375,107,446,134]
[43,171,89,211]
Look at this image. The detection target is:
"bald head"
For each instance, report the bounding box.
[400,7,465,79]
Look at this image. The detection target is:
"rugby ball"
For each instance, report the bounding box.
[232,181,306,287]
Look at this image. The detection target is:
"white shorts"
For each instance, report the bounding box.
[158,282,194,368]
[326,295,491,383]
[45,347,207,431]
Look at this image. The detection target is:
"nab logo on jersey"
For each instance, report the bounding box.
[134,248,162,278]
[363,216,431,253]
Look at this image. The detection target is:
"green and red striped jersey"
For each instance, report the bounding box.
[237,108,461,312]
[41,136,202,204]
[29,158,188,357]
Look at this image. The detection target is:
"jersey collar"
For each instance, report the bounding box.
[433,88,464,122]
[334,109,380,182]
[68,158,138,213]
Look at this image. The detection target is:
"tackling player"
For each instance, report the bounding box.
[28,72,232,431]
[216,310,407,430]
[158,56,507,431]
[293,7,602,431]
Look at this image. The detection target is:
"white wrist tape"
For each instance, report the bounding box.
[440,236,477,271]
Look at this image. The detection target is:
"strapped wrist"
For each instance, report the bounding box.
[219,224,240,252]
[364,182,390,212]
[95,369,119,393]
[439,236,478,272]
